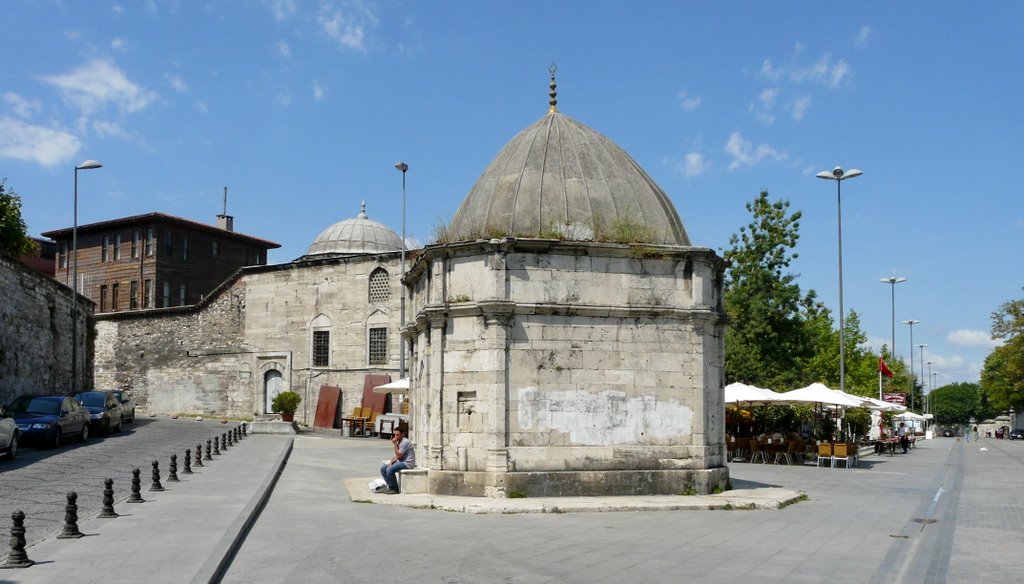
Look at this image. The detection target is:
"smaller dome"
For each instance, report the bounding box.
[306,202,404,256]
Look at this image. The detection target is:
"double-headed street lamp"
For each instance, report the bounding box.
[880,277,907,361]
[394,161,408,380]
[917,343,927,411]
[817,166,862,394]
[72,159,102,394]
[902,319,920,410]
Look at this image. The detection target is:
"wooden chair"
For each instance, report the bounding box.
[816,442,832,467]
[776,441,802,465]
[400,401,410,415]
[832,442,853,469]
[365,412,381,437]
[749,440,767,464]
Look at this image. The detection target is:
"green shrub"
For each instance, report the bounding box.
[271,391,301,415]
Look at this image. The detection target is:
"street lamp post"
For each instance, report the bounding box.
[902,319,920,410]
[71,160,102,394]
[817,166,862,394]
[926,361,934,414]
[880,276,907,362]
[916,343,927,412]
[394,162,408,381]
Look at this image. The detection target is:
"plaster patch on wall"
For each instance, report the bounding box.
[517,386,693,445]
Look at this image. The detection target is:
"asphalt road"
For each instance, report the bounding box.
[0,416,244,548]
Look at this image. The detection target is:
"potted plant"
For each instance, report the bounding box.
[271,391,301,422]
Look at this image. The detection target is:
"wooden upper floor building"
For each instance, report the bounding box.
[41,213,279,313]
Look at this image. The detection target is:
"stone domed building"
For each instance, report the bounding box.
[402,74,727,497]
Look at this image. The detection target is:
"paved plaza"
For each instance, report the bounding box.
[4,430,1022,583]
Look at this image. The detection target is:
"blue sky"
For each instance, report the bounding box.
[2,1,1022,389]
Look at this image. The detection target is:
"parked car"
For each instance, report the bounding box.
[0,404,18,460]
[7,395,91,448]
[105,389,136,423]
[1010,428,1024,440]
[942,429,955,437]
[71,391,123,435]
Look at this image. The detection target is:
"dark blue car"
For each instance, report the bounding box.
[8,395,91,448]
[71,391,124,435]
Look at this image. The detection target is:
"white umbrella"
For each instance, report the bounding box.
[861,396,906,412]
[895,411,926,421]
[724,382,781,404]
[371,378,410,394]
[778,383,864,407]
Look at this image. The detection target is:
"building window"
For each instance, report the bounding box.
[99,285,108,312]
[179,283,187,306]
[101,235,110,262]
[131,230,140,259]
[181,234,189,261]
[312,330,330,368]
[111,283,120,311]
[368,268,390,303]
[58,243,67,268]
[130,281,139,309]
[212,240,219,256]
[114,233,122,261]
[145,228,154,256]
[144,279,153,308]
[162,230,173,257]
[368,327,388,365]
[162,281,171,308]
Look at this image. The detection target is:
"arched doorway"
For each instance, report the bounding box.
[264,369,283,414]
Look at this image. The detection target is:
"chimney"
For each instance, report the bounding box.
[217,186,234,231]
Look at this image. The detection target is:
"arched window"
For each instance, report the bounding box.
[368,267,390,304]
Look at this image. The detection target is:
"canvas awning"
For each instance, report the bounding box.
[778,383,865,408]
[371,378,410,394]
[724,382,782,405]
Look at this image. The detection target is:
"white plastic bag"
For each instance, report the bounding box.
[368,478,388,493]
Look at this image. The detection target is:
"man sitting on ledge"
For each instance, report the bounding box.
[380,423,415,494]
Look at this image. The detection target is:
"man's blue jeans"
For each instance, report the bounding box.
[380,462,409,491]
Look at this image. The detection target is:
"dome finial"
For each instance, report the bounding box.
[548,63,558,113]
[359,200,367,219]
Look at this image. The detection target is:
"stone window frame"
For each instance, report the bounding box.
[368,267,390,304]
[310,314,333,369]
[368,327,388,365]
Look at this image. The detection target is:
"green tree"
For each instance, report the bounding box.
[0,179,37,257]
[723,191,812,389]
[931,382,981,425]
[980,297,1024,411]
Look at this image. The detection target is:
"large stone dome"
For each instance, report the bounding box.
[306,203,404,256]
[447,111,690,245]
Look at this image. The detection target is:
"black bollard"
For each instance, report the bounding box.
[1,511,34,568]
[127,468,145,503]
[220,433,227,451]
[99,478,118,518]
[206,439,214,459]
[227,430,233,447]
[213,437,221,456]
[168,454,179,482]
[149,460,164,492]
[183,449,193,474]
[57,492,84,539]
[234,426,241,441]
[241,422,248,437]
[196,443,205,466]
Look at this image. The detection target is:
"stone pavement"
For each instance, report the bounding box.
[4,430,1023,583]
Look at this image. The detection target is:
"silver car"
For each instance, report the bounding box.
[1,404,21,460]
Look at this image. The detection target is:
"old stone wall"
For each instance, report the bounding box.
[94,254,405,421]
[0,254,94,404]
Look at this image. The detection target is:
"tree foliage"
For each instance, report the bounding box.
[979,297,1024,411]
[0,179,37,257]
[930,382,982,425]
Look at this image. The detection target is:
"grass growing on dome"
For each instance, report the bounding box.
[431,214,671,245]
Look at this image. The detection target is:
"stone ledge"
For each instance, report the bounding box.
[248,420,298,434]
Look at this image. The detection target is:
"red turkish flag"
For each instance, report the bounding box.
[879,357,894,379]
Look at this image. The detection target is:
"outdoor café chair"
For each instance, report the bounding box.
[749,440,767,464]
[816,442,832,467]
[832,442,853,469]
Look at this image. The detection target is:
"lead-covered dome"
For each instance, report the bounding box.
[306,203,404,256]
[447,110,690,245]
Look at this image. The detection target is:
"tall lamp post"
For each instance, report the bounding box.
[394,162,408,381]
[72,160,102,394]
[926,361,934,414]
[817,166,862,394]
[916,343,927,412]
[880,277,907,361]
[902,319,920,409]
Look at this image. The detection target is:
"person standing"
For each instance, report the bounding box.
[898,422,909,453]
[380,423,415,494]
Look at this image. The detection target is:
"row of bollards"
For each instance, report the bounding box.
[1,422,248,569]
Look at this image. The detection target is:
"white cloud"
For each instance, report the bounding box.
[276,91,292,106]
[724,132,787,171]
[856,26,872,48]
[111,38,131,51]
[267,0,297,21]
[792,95,811,121]
[2,93,41,118]
[275,40,291,58]
[41,59,157,116]
[760,59,781,81]
[752,87,781,124]
[312,80,325,100]
[92,119,131,140]
[0,116,81,167]
[677,91,701,112]
[683,152,706,177]
[194,100,208,113]
[166,73,188,93]
[759,52,853,90]
[947,329,1002,349]
[318,7,367,51]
